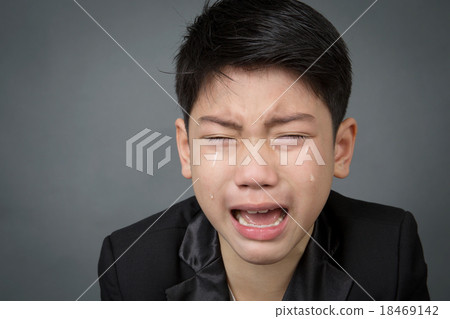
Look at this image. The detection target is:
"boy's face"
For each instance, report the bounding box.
[176,66,356,265]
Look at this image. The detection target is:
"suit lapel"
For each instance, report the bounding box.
[165,211,230,301]
[165,257,229,300]
[282,244,353,300]
[283,205,353,301]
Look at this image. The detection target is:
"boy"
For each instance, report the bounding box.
[98,0,429,300]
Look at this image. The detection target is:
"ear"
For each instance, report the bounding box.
[334,118,357,179]
[175,118,192,179]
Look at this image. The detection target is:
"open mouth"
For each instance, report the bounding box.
[231,208,288,228]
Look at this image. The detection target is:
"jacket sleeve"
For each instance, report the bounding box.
[98,235,123,301]
[395,211,430,300]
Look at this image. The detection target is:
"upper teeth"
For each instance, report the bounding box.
[236,212,285,228]
[247,209,269,214]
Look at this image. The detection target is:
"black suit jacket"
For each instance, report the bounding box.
[98,190,429,300]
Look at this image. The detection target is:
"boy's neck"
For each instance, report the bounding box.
[218,225,313,301]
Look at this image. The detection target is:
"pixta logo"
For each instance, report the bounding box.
[191,138,325,166]
[126,128,172,176]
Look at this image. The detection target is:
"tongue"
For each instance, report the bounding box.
[240,208,284,226]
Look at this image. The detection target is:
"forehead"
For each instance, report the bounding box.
[192,66,328,123]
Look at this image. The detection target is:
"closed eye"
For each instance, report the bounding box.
[275,135,307,141]
[279,135,306,140]
[202,136,237,146]
[271,135,307,146]
[205,136,234,141]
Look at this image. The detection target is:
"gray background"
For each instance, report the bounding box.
[0,0,449,300]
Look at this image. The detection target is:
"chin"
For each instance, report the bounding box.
[234,242,292,265]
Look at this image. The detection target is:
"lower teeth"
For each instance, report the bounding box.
[236,212,285,228]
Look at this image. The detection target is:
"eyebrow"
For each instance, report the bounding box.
[198,116,243,130]
[198,112,315,130]
[264,112,316,127]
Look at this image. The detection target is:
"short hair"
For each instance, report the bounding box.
[175,0,352,135]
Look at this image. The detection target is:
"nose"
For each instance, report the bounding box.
[233,140,279,189]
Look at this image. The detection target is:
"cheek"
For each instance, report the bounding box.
[281,143,333,183]
[281,164,331,232]
[191,161,233,213]
[308,166,333,194]
[191,157,233,183]
[191,166,219,203]
[307,163,334,195]
[302,138,334,188]
[192,171,231,238]
[283,163,330,193]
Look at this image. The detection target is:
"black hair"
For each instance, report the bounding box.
[175,0,352,135]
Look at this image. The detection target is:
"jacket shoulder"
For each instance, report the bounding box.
[325,191,429,300]
[98,195,201,300]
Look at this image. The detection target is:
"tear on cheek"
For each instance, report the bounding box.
[309,174,315,182]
